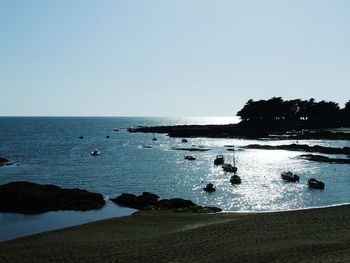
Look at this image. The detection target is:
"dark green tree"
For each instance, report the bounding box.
[236,97,344,127]
[342,100,350,125]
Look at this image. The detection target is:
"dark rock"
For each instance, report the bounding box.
[111,192,221,213]
[158,198,196,209]
[110,193,157,209]
[0,181,105,214]
[128,123,269,138]
[0,157,9,166]
[244,144,350,155]
[299,154,350,164]
[127,121,350,140]
[134,192,159,208]
[110,193,138,208]
[110,192,160,209]
[171,147,210,152]
[140,192,159,203]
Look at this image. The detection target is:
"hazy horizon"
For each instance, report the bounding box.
[1,0,349,116]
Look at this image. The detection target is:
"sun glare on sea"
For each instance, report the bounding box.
[194,116,240,125]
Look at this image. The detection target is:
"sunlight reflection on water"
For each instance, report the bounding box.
[168,138,350,212]
[0,117,350,241]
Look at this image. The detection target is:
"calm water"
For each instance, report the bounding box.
[0,116,349,241]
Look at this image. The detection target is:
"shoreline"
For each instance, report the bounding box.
[1,205,350,262]
[2,201,350,243]
[128,122,350,140]
[220,201,350,214]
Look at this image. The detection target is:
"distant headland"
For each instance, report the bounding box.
[128,97,350,139]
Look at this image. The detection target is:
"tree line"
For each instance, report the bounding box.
[237,97,350,127]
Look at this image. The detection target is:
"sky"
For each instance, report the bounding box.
[1,0,349,117]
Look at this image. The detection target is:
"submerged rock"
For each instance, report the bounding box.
[0,181,105,214]
[111,192,222,213]
[171,147,210,152]
[158,198,196,209]
[0,157,9,166]
[299,154,350,164]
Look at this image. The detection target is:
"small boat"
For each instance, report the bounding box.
[214,155,224,165]
[182,139,188,143]
[142,145,152,149]
[222,164,237,173]
[113,128,119,132]
[79,135,84,139]
[281,172,299,182]
[308,178,325,189]
[152,133,157,141]
[203,183,216,193]
[90,149,100,156]
[184,155,196,161]
[230,174,241,185]
[106,135,110,138]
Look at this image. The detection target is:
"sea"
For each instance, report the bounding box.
[0,116,350,242]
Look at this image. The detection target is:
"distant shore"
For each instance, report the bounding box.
[1,205,350,262]
[128,121,350,140]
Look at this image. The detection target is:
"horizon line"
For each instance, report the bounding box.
[0,115,240,118]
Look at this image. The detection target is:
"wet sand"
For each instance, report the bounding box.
[1,205,350,263]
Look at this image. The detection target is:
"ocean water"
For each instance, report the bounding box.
[0,116,349,241]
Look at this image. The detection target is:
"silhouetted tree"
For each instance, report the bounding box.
[236,99,255,121]
[342,100,350,125]
[309,100,340,123]
[236,97,345,127]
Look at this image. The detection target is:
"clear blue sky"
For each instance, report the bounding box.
[1,0,349,116]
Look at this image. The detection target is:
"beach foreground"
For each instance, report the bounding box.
[1,205,350,263]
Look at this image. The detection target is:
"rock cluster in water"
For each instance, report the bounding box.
[244,144,350,155]
[111,192,222,213]
[128,123,350,140]
[0,181,105,214]
[299,154,350,164]
[0,157,10,166]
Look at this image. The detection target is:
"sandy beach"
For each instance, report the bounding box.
[1,205,349,263]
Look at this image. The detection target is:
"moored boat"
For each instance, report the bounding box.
[281,172,299,182]
[230,174,241,184]
[90,149,100,156]
[203,183,216,193]
[214,155,224,165]
[152,133,157,141]
[308,178,325,189]
[222,164,237,173]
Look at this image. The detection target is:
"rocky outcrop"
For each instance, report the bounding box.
[299,154,350,164]
[171,147,211,152]
[0,157,10,166]
[111,192,221,213]
[244,144,350,155]
[128,122,350,140]
[158,198,196,209]
[111,192,159,210]
[0,181,105,214]
[128,124,269,138]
